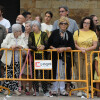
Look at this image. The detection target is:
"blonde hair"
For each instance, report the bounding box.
[58,16,69,27]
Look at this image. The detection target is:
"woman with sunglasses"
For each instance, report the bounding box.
[47,16,75,96]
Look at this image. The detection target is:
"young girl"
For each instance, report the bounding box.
[94,46,100,97]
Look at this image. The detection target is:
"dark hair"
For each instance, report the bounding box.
[22,11,31,18]
[45,11,53,18]
[90,15,96,19]
[0,5,4,13]
[96,25,100,32]
[35,15,42,23]
[59,6,69,11]
[80,16,95,31]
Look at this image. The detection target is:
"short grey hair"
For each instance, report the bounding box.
[31,20,41,30]
[25,21,32,28]
[12,24,22,33]
[59,6,69,11]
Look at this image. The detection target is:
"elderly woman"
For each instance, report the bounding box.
[21,21,33,95]
[28,20,49,96]
[73,16,98,97]
[1,24,27,95]
[47,16,75,96]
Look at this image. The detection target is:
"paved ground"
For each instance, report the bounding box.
[0,94,100,100]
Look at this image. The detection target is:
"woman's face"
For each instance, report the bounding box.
[32,24,40,33]
[35,16,41,23]
[44,13,51,23]
[59,21,68,31]
[25,23,31,33]
[83,19,90,30]
[14,31,22,38]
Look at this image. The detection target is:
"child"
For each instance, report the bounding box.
[94,46,100,97]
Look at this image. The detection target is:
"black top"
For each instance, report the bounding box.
[47,29,75,50]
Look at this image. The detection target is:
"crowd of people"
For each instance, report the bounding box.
[0,4,100,97]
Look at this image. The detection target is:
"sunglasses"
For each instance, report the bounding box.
[59,11,65,13]
[59,22,68,25]
[94,20,98,22]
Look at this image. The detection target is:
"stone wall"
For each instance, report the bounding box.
[20,0,100,25]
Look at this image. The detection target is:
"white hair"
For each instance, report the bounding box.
[31,20,41,30]
[25,21,32,28]
[12,24,22,33]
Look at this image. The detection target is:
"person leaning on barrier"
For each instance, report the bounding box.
[0,24,7,86]
[28,20,49,96]
[73,16,98,97]
[47,16,75,96]
[21,21,33,95]
[1,24,27,96]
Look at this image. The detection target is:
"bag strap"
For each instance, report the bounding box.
[19,49,32,78]
[78,29,79,36]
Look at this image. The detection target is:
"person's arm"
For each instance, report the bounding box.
[56,47,71,53]
[74,40,83,50]
[73,20,79,33]
[3,26,7,39]
[86,41,97,51]
[57,32,75,53]
[28,32,37,50]
[1,34,11,48]
[95,59,100,76]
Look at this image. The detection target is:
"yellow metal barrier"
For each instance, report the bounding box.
[0,48,89,98]
[90,51,100,98]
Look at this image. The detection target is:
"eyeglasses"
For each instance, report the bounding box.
[59,10,65,13]
[59,22,68,25]
[83,22,90,25]
[94,20,98,22]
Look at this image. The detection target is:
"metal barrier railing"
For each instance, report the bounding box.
[0,48,89,98]
[90,51,100,98]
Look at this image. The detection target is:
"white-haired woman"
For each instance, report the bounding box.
[21,21,33,95]
[1,24,27,95]
[28,20,49,96]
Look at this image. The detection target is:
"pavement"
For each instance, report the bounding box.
[0,94,100,100]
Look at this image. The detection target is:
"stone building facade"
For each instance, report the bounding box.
[20,0,100,25]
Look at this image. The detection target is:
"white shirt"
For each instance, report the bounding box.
[41,23,53,32]
[0,18,11,29]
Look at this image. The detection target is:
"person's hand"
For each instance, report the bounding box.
[50,46,55,49]
[97,71,100,76]
[10,45,17,49]
[16,45,23,49]
[37,45,45,50]
[57,48,65,53]
[80,47,86,54]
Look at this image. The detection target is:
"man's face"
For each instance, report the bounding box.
[26,14,32,21]
[16,15,25,24]
[93,16,99,26]
[59,8,68,17]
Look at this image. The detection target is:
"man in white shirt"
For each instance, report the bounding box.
[41,11,53,37]
[0,5,11,32]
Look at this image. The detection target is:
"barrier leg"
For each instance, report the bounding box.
[69,87,87,96]
[0,85,10,95]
